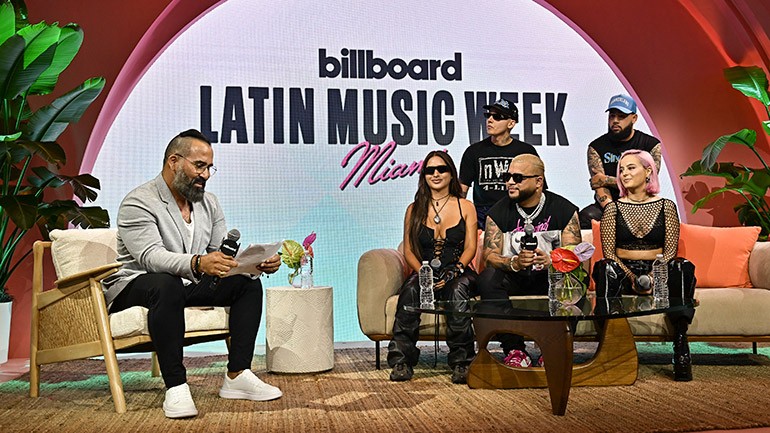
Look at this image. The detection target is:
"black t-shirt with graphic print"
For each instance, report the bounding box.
[459,136,538,224]
[486,190,578,293]
[588,130,659,201]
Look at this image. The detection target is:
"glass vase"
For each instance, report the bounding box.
[299,250,313,289]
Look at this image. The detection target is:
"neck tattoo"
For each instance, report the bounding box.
[431,195,452,224]
[516,193,546,225]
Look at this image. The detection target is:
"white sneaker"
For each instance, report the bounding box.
[163,383,198,419]
[219,369,283,401]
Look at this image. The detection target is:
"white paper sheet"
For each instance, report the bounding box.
[225,241,282,277]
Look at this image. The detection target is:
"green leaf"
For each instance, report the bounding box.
[0,33,55,100]
[724,66,770,106]
[16,21,59,69]
[58,172,100,202]
[0,193,39,229]
[0,131,21,141]
[701,129,756,170]
[29,24,82,95]
[763,121,770,137]
[29,165,65,189]
[24,76,105,142]
[691,187,733,212]
[0,1,14,47]
[38,200,109,229]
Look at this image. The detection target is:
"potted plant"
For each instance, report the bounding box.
[0,0,109,362]
[681,65,770,240]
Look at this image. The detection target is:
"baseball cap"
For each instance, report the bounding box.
[483,98,519,122]
[605,94,637,114]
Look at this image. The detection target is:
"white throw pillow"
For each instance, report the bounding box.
[49,229,118,279]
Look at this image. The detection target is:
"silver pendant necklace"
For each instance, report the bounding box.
[516,194,546,226]
[431,195,451,224]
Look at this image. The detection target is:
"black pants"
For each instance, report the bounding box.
[387,271,478,369]
[592,257,696,323]
[109,273,262,388]
[476,267,547,354]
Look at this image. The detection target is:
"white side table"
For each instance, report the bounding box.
[265,285,334,373]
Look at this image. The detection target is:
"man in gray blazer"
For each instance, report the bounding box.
[103,129,282,419]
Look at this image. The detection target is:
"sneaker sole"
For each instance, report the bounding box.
[219,388,283,401]
[163,405,198,419]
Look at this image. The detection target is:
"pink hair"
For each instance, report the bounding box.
[616,149,660,196]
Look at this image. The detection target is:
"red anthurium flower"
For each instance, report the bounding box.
[550,247,580,273]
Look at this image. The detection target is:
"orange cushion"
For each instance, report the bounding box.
[590,220,759,289]
[678,224,759,288]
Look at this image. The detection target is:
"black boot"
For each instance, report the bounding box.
[673,331,692,381]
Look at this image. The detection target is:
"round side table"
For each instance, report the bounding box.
[265,285,334,373]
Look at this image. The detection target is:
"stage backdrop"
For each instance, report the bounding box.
[87,0,676,343]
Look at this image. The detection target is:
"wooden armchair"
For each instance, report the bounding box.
[30,228,231,413]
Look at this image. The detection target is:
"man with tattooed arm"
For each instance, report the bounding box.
[578,94,661,229]
[477,154,582,368]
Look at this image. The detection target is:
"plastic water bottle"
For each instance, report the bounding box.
[419,261,435,309]
[300,251,313,289]
[653,253,668,303]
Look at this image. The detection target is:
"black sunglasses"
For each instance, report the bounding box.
[502,172,539,183]
[423,165,451,175]
[484,112,510,121]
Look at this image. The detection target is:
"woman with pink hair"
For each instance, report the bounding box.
[592,149,697,381]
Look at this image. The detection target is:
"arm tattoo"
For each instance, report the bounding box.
[651,143,662,172]
[484,218,503,254]
[562,213,582,246]
[587,147,604,176]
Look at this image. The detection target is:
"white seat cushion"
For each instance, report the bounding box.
[110,306,230,338]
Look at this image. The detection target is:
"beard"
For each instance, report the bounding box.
[173,169,206,202]
[608,123,633,141]
[510,186,536,203]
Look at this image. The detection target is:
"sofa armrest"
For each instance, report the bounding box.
[749,241,770,289]
[357,248,407,337]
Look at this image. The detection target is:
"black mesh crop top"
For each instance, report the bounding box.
[600,198,679,263]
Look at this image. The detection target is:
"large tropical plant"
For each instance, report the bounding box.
[681,65,770,240]
[0,0,109,301]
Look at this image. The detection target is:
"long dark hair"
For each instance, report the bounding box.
[408,151,462,261]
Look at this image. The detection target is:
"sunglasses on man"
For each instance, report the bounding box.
[423,165,451,175]
[502,172,539,183]
[483,112,510,121]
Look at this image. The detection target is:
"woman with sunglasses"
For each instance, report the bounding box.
[387,150,478,384]
[592,149,696,381]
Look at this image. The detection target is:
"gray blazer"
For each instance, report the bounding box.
[103,174,227,304]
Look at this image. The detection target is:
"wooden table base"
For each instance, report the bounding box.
[467,317,638,415]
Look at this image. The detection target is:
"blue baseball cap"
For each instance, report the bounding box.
[605,94,637,114]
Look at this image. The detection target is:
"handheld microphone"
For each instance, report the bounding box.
[519,223,538,275]
[210,229,241,290]
[636,274,651,291]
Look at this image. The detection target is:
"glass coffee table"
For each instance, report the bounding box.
[406,296,697,415]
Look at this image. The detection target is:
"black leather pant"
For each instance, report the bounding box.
[110,273,262,388]
[578,202,604,230]
[592,257,696,323]
[387,271,478,369]
[476,267,548,354]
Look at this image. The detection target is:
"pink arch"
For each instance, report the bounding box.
[80,0,223,173]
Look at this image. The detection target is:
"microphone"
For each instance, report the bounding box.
[210,229,241,290]
[636,274,651,291]
[519,223,538,275]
